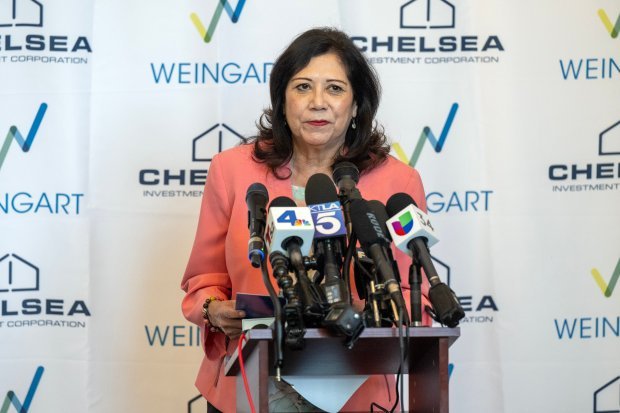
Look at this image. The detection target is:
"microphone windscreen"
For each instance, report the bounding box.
[332,162,359,185]
[386,192,416,217]
[367,200,391,241]
[246,182,268,204]
[349,199,386,248]
[305,173,338,205]
[269,196,296,208]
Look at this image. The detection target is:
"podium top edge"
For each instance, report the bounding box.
[245,326,461,341]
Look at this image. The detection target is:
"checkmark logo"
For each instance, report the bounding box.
[598,9,620,38]
[0,103,48,172]
[190,0,246,43]
[591,258,620,297]
[0,366,44,413]
[393,103,459,167]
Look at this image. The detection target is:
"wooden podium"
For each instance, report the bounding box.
[225,327,460,412]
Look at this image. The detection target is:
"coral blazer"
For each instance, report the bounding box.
[181,144,431,412]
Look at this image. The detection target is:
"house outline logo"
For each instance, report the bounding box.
[431,255,451,286]
[599,120,620,156]
[192,123,247,162]
[0,0,43,28]
[190,0,247,43]
[0,366,44,413]
[393,103,459,167]
[0,253,40,293]
[400,0,455,29]
[0,103,48,172]
[598,9,620,39]
[593,376,620,413]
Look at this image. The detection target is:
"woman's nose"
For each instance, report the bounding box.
[310,89,326,109]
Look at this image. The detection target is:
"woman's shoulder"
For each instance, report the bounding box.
[360,154,424,195]
[210,143,272,188]
[358,154,427,208]
[369,154,420,179]
[212,142,255,163]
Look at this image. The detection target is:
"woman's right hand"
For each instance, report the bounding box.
[207,300,246,340]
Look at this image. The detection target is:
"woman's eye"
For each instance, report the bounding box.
[328,84,344,92]
[295,83,310,91]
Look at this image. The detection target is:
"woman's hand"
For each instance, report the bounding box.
[208,300,246,340]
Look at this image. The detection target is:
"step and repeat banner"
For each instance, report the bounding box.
[1,1,619,412]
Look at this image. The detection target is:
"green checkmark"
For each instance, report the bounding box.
[598,9,620,39]
[591,258,620,297]
[190,0,246,43]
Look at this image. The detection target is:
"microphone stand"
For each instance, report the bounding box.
[409,261,423,326]
[411,241,465,328]
[344,229,382,326]
[269,252,306,351]
[352,241,395,328]
[342,231,356,305]
[260,259,284,380]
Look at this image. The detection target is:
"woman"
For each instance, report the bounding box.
[181,27,432,412]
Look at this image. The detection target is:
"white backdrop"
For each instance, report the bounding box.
[1,1,619,412]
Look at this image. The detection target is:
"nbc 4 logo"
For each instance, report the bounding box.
[190,0,246,43]
[1,366,44,413]
[598,9,620,38]
[393,103,458,167]
[0,103,47,172]
[591,258,620,298]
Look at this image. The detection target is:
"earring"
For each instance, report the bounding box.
[351,117,357,129]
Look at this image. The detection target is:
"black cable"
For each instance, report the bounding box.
[370,401,389,412]
[391,369,401,413]
[342,232,357,304]
[390,307,406,413]
[370,309,409,413]
[406,325,410,407]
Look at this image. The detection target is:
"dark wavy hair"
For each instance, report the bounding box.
[251,27,389,178]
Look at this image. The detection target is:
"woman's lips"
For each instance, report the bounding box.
[307,120,329,126]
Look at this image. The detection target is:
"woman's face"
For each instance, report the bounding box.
[284,53,357,153]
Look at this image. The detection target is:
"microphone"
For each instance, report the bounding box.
[332,162,362,233]
[265,197,314,258]
[349,198,408,323]
[305,173,348,304]
[246,183,269,268]
[386,193,438,254]
[367,200,391,238]
[265,196,316,319]
[306,173,364,341]
[385,193,464,328]
[332,162,362,201]
[367,200,401,284]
